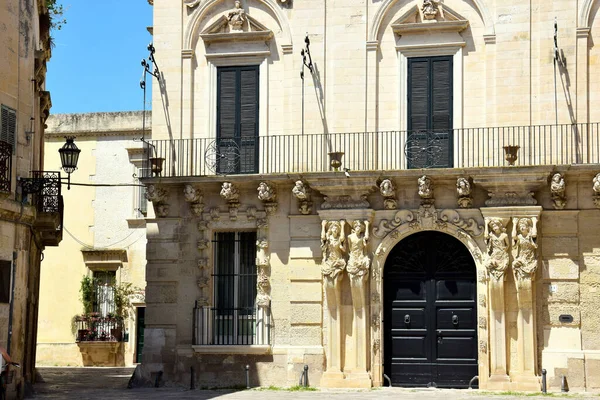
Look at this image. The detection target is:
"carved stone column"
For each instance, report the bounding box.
[511,214,540,390]
[481,212,511,388]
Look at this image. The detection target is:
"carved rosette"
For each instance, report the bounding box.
[257,182,278,216]
[292,180,312,215]
[197,258,208,270]
[372,338,381,355]
[197,239,209,251]
[549,173,567,210]
[456,177,473,208]
[479,340,488,354]
[379,179,397,210]
[483,217,510,281]
[146,185,170,218]
[593,173,600,208]
[511,217,539,282]
[478,294,486,308]
[478,316,487,329]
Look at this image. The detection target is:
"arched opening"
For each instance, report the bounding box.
[383,231,478,388]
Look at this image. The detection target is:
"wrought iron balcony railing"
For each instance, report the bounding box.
[75,315,125,342]
[0,140,12,192]
[193,304,271,346]
[141,122,600,178]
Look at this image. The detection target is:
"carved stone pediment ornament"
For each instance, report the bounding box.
[511,217,539,282]
[483,217,510,281]
[374,206,484,239]
[549,173,567,210]
[421,0,443,20]
[456,177,473,208]
[391,2,469,34]
[292,180,313,215]
[379,179,397,210]
[593,173,600,208]
[199,1,274,44]
[257,182,278,216]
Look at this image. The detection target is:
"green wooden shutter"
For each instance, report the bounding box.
[1,105,17,151]
[239,66,258,173]
[407,57,452,168]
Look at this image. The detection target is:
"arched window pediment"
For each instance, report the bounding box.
[391,4,469,36]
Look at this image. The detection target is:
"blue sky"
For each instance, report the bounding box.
[47,1,153,114]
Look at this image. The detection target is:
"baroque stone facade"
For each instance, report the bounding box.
[141,0,600,392]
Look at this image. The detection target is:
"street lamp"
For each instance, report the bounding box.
[58,136,80,189]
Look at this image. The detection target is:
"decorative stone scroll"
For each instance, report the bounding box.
[593,173,600,208]
[184,184,204,217]
[511,217,539,282]
[379,179,397,210]
[483,217,510,280]
[374,206,483,239]
[146,185,169,218]
[257,182,278,216]
[292,180,312,215]
[550,173,567,209]
[456,177,473,208]
[220,182,240,220]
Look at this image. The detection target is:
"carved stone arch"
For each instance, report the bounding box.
[368,0,495,42]
[369,223,487,387]
[183,0,293,52]
[579,0,597,27]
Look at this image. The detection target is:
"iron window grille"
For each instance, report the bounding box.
[194,231,271,345]
[0,140,12,193]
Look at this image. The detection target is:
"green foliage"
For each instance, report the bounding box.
[287,385,317,392]
[46,0,66,31]
[113,281,138,321]
[79,276,95,314]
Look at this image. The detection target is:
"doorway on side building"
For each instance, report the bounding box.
[135,307,145,364]
[383,231,477,388]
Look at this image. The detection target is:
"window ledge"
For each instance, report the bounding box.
[192,345,271,355]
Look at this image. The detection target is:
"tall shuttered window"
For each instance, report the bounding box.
[1,105,17,151]
[217,66,259,174]
[407,56,453,168]
[212,231,257,344]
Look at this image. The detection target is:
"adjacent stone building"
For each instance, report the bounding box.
[0,0,57,398]
[140,0,600,391]
[36,112,150,367]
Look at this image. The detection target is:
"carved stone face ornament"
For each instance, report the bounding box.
[593,173,600,208]
[456,177,473,208]
[550,173,567,209]
[220,182,239,202]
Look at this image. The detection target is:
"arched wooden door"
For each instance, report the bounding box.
[383,231,478,388]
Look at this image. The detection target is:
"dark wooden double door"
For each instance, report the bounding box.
[384,231,477,388]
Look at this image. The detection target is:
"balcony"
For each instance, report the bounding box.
[23,171,64,246]
[141,122,600,178]
[75,314,125,342]
[193,305,271,353]
[0,141,11,195]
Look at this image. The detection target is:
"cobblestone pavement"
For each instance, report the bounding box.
[32,367,594,400]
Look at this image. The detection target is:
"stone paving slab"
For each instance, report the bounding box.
[31,367,594,400]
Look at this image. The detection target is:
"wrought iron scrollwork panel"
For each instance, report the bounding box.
[405,130,452,169]
[0,141,12,192]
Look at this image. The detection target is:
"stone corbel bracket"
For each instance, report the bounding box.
[257,181,278,216]
[306,176,378,210]
[146,184,170,217]
[549,172,567,210]
[592,172,600,208]
[379,178,397,210]
[220,182,240,220]
[417,175,434,205]
[291,180,312,215]
[183,184,205,217]
[456,177,473,208]
[474,168,551,206]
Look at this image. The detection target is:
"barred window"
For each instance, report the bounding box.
[93,271,116,317]
[0,260,11,303]
[0,105,16,151]
[212,231,257,344]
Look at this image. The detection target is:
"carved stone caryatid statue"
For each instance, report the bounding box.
[321,220,347,281]
[320,219,346,375]
[379,179,397,210]
[511,217,539,282]
[347,220,370,285]
[292,180,312,215]
[346,220,371,375]
[484,218,510,280]
[227,0,247,32]
[421,0,443,20]
[593,173,600,208]
[456,177,473,208]
[550,173,567,210]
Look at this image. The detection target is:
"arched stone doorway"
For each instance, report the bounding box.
[383,231,478,388]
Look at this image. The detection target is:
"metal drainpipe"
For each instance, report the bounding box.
[7,251,17,353]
